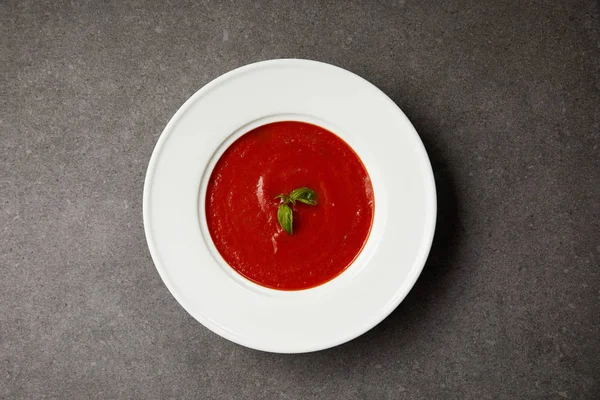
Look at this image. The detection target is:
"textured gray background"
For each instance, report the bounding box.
[1,0,599,398]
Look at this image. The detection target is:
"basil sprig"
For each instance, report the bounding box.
[274,187,317,234]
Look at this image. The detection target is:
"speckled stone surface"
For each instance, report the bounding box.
[1,0,599,398]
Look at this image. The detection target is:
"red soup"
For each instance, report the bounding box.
[206,121,374,290]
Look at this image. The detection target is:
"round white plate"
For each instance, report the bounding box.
[143,59,436,353]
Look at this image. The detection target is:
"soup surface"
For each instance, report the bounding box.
[206,121,374,290]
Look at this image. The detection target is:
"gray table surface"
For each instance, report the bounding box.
[2,0,599,398]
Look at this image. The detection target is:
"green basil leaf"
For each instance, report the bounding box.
[289,187,317,206]
[277,203,293,235]
[296,198,316,205]
[274,187,317,235]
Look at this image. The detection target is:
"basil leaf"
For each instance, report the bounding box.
[296,197,316,205]
[277,203,293,235]
[289,187,317,205]
[274,187,317,235]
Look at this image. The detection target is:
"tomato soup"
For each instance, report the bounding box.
[205,121,374,290]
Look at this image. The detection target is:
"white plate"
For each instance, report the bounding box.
[143,59,436,353]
